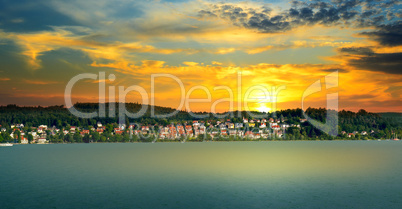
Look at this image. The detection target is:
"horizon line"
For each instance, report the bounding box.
[1,103,400,114]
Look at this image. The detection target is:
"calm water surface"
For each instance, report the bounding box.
[1,141,401,208]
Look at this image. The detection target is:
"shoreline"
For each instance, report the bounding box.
[4,138,398,145]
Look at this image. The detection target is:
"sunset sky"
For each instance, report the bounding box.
[0,0,401,113]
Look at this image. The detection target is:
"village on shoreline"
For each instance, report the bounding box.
[1,117,387,144]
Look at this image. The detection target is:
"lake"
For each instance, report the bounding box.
[1,141,401,208]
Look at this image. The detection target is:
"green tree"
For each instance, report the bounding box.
[91,132,100,142]
[122,132,130,142]
[114,134,122,142]
[83,134,90,143]
[73,133,82,143]
[65,134,74,143]
[105,124,113,133]
[27,134,33,144]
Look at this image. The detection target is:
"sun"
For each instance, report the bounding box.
[256,103,271,113]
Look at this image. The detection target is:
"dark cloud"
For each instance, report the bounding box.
[198,10,217,18]
[198,0,400,34]
[338,46,402,74]
[321,68,348,73]
[246,14,291,33]
[342,94,378,100]
[346,52,402,74]
[379,0,399,8]
[361,9,381,19]
[359,21,402,46]
[338,47,375,55]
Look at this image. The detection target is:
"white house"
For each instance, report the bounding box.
[270,122,278,128]
[37,138,47,144]
[39,125,48,130]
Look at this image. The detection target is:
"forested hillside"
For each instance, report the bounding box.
[0,103,400,140]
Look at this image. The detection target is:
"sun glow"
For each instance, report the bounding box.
[256,103,271,113]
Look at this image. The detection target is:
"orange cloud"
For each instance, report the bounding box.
[141,60,166,68]
[183,61,199,66]
[24,80,59,85]
[246,46,275,54]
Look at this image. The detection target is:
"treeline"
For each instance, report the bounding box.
[0,103,401,141]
